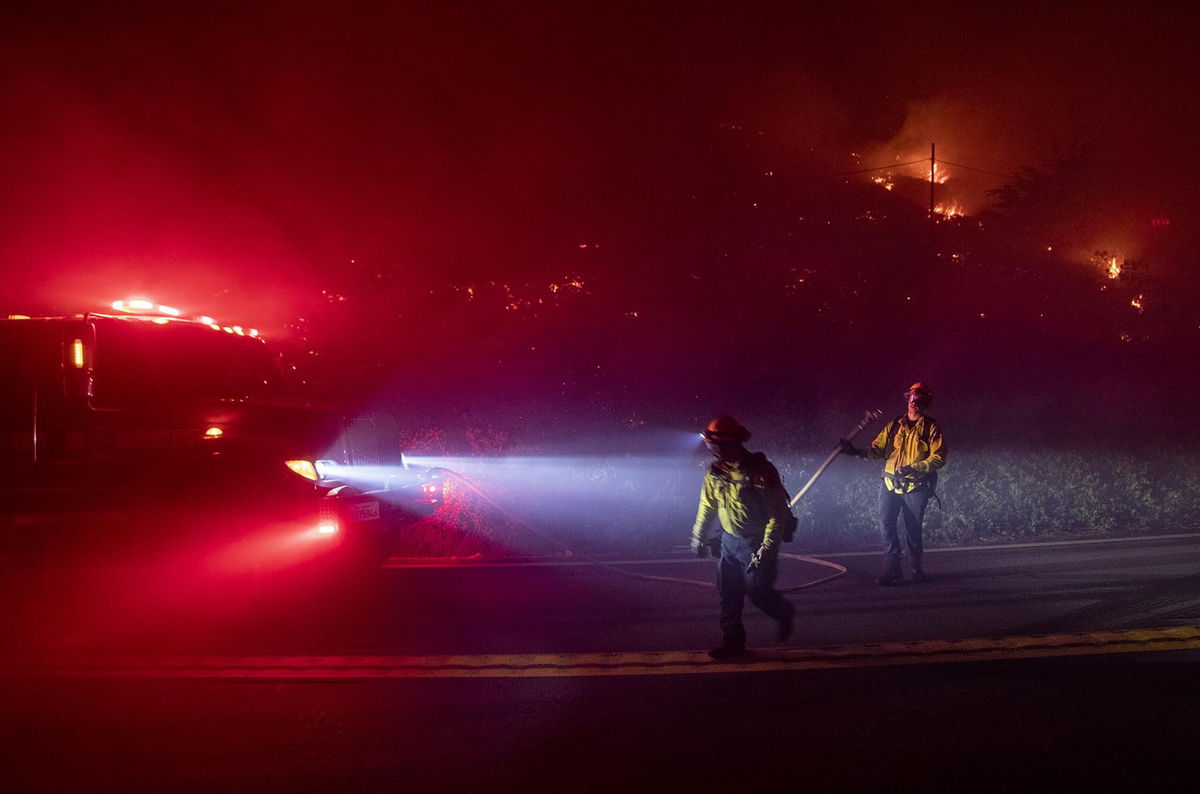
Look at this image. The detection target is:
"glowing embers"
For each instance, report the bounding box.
[285,459,319,481]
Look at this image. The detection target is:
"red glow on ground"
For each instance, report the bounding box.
[202,523,342,576]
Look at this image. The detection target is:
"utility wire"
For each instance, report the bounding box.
[828,158,933,178]
[937,159,1010,179]
[750,158,931,185]
[727,156,1011,188]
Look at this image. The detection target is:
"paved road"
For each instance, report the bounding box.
[1,534,1198,791]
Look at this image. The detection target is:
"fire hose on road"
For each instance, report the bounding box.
[581,409,885,592]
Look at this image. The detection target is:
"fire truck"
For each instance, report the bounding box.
[0,301,442,568]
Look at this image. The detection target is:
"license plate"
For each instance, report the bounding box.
[348,500,380,522]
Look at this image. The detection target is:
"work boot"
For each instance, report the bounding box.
[776,605,795,643]
[876,557,901,587]
[708,643,746,660]
[911,566,928,583]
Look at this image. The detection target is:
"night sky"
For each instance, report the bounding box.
[3,1,1198,441]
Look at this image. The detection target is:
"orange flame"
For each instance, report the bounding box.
[933,201,964,219]
[926,161,950,184]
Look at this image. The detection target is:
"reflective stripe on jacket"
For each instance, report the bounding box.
[691,452,790,548]
[866,415,946,494]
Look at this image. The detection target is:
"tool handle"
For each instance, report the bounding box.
[789,409,883,508]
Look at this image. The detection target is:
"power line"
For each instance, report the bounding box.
[828,158,931,178]
[937,159,1010,179]
[748,156,1008,186]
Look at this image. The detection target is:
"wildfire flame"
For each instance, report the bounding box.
[934,201,964,219]
[1107,257,1122,279]
[1131,294,1145,312]
[868,161,950,191]
[927,161,950,184]
[863,154,961,216]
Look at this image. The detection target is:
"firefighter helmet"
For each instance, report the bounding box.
[703,415,751,443]
[905,382,934,404]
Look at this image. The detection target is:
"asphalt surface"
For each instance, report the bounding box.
[2,533,1199,792]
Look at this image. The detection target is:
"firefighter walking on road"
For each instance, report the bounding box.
[839,383,946,586]
[691,416,795,659]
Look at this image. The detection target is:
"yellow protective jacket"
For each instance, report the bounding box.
[865,414,946,493]
[691,452,791,548]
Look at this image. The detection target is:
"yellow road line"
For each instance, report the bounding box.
[4,627,1197,680]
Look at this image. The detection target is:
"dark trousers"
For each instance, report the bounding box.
[716,531,792,647]
[878,484,930,567]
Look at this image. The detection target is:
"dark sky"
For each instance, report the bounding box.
[2,1,1197,335]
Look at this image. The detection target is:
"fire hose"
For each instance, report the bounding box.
[789,408,883,509]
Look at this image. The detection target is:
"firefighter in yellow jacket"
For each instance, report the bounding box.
[691,415,795,659]
[840,383,946,585]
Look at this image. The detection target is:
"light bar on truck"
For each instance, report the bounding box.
[109,297,266,341]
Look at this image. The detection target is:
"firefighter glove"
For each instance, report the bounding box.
[837,438,862,457]
[690,536,706,557]
[896,465,918,477]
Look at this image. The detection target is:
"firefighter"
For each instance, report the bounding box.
[691,415,795,659]
[839,382,946,585]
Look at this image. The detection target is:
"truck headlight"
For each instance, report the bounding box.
[285,459,318,481]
